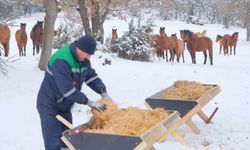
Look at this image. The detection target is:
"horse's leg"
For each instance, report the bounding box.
[36,43,39,54]
[192,51,196,64]
[230,46,232,55]
[32,41,35,55]
[234,45,236,55]
[203,50,207,64]
[219,45,222,54]
[209,48,213,65]
[182,52,185,63]
[24,44,26,56]
[165,50,168,62]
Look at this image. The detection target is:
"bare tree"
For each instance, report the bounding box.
[38,0,59,70]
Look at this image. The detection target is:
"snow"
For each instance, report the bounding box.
[1,13,250,150]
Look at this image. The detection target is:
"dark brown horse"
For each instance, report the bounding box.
[181,30,213,65]
[15,23,27,56]
[216,34,231,55]
[30,21,43,55]
[229,32,239,55]
[0,24,11,57]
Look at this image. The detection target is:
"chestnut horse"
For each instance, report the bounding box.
[216,34,231,55]
[30,21,43,55]
[171,34,185,63]
[111,27,118,44]
[159,27,178,62]
[229,32,239,55]
[151,34,163,58]
[15,23,27,56]
[181,30,213,65]
[0,24,11,57]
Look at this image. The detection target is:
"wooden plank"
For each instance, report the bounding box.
[185,119,200,134]
[61,136,76,150]
[172,131,186,145]
[197,110,209,123]
[56,115,74,129]
[141,123,167,147]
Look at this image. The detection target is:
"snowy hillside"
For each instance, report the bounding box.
[0,13,250,150]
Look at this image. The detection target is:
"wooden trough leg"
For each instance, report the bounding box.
[197,107,219,124]
[172,131,186,145]
[185,119,200,134]
[61,136,76,150]
[197,110,209,123]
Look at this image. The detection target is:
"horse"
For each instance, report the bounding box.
[195,30,207,37]
[159,27,178,62]
[151,34,164,58]
[30,21,43,55]
[229,32,239,55]
[181,30,213,65]
[111,27,118,44]
[15,23,27,56]
[0,24,11,57]
[171,34,185,63]
[216,34,231,55]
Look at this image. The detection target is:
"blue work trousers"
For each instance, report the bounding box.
[39,112,72,150]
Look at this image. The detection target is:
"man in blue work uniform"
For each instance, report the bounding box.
[37,35,110,150]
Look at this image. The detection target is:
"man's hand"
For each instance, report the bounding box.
[87,100,107,111]
[101,92,112,100]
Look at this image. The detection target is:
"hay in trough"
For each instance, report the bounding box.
[160,80,214,100]
[86,99,171,136]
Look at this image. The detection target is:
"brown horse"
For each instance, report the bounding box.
[15,23,27,56]
[181,30,213,65]
[229,32,239,55]
[30,21,43,55]
[159,27,178,62]
[151,34,163,58]
[111,27,118,44]
[171,34,185,63]
[216,34,231,55]
[195,30,207,37]
[0,24,11,57]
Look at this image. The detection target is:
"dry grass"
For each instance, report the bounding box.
[160,80,214,100]
[86,99,171,136]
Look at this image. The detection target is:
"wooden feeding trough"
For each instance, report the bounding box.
[57,110,180,150]
[145,81,221,144]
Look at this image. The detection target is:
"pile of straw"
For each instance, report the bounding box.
[161,80,214,100]
[86,99,171,136]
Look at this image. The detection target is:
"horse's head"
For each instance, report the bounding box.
[159,27,166,37]
[216,35,222,42]
[171,33,177,39]
[112,28,117,34]
[20,23,26,30]
[232,32,239,40]
[37,21,43,27]
[182,30,193,42]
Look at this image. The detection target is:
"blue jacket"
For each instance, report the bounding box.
[37,42,107,115]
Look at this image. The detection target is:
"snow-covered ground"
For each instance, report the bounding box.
[0,13,250,150]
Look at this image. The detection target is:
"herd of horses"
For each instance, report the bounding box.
[0,21,44,57]
[151,27,239,65]
[1,22,239,65]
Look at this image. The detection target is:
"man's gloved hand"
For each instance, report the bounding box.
[87,100,107,111]
[101,92,112,100]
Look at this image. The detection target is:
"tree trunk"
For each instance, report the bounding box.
[91,0,102,43]
[78,0,92,35]
[38,0,58,71]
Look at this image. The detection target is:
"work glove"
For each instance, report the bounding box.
[101,92,112,101]
[87,100,107,111]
